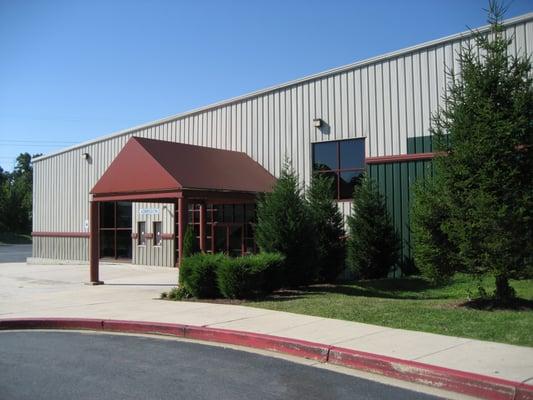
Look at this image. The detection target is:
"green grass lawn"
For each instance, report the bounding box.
[246,274,533,347]
[0,232,32,244]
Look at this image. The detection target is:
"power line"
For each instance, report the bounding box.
[0,144,73,147]
[0,140,77,144]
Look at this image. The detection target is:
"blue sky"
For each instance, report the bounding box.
[1,0,532,171]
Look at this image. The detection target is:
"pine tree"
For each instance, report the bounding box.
[182,225,197,258]
[307,173,346,283]
[255,162,315,286]
[431,1,533,303]
[411,175,458,285]
[346,175,400,279]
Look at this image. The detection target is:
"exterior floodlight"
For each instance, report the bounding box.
[81,152,90,160]
[313,118,323,128]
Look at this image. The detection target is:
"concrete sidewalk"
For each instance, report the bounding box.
[1,262,532,386]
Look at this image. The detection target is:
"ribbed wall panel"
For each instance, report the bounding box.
[32,16,533,265]
[132,202,175,267]
[32,237,89,261]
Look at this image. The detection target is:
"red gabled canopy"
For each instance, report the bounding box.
[90,137,276,200]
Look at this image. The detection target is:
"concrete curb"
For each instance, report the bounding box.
[1,317,531,400]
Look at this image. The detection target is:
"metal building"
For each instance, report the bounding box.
[31,14,533,281]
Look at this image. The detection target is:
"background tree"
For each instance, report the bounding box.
[0,152,41,234]
[255,162,315,286]
[430,1,533,303]
[306,173,345,282]
[346,174,400,279]
[0,167,9,232]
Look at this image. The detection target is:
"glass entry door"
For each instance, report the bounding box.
[99,201,132,260]
[213,223,244,257]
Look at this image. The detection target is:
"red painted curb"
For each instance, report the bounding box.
[103,320,186,337]
[184,325,329,362]
[0,317,103,331]
[516,385,533,400]
[1,318,532,400]
[328,347,519,400]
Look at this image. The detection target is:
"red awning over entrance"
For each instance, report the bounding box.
[90,137,276,201]
[88,137,277,283]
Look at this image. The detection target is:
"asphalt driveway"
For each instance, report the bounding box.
[0,244,31,263]
[0,331,441,400]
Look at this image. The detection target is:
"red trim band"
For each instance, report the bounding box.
[365,152,435,164]
[32,232,90,238]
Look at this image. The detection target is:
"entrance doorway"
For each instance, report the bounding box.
[99,201,132,260]
[213,223,244,256]
[182,203,256,258]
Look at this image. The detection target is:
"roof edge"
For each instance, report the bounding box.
[33,12,533,163]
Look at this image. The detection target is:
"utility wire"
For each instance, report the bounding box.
[0,140,77,144]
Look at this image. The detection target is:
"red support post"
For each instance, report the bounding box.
[177,197,188,267]
[89,201,103,285]
[199,202,206,252]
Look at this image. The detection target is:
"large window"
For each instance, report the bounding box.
[312,138,365,200]
[99,201,132,259]
[185,203,256,257]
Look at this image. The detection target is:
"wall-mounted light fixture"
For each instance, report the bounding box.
[313,118,323,128]
[81,152,90,160]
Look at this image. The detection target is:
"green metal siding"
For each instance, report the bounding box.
[368,159,433,265]
[407,136,433,154]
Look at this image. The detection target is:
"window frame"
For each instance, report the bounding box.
[153,221,162,246]
[312,138,366,201]
[138,221,146,246]
[99,201,132,259]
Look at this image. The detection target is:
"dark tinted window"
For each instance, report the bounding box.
[100,202,115,228]
[116,202,132,228]
[100,230,114,257]
[313,141,337,171]
[312,139,366,200]
[234,204,244,223]
[340,139,365,170]
[117,230,133,258]
[339,171,364,199]
[229,226,243,257]
[214,226,226,253]
[223,205,233,223]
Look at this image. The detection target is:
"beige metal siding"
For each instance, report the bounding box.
[33,236,88,261]
[32,16,533,264]
[132,202,175,267]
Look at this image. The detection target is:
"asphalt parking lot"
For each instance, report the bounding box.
[0,331,441,400]
[0,244,31,263]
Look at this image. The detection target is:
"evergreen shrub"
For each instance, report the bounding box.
[179,253,223,298]
[307,173,346,282]
[346,175,400,279]
[217,252,285,299]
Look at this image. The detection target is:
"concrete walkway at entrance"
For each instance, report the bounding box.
[1,262,532,387]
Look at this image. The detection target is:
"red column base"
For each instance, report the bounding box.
[85,281,104,286]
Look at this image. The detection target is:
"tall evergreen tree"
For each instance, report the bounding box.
[346,175,400,279]
[255,162,315,286]
[431,1,533,303]
[307,173,345,283]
